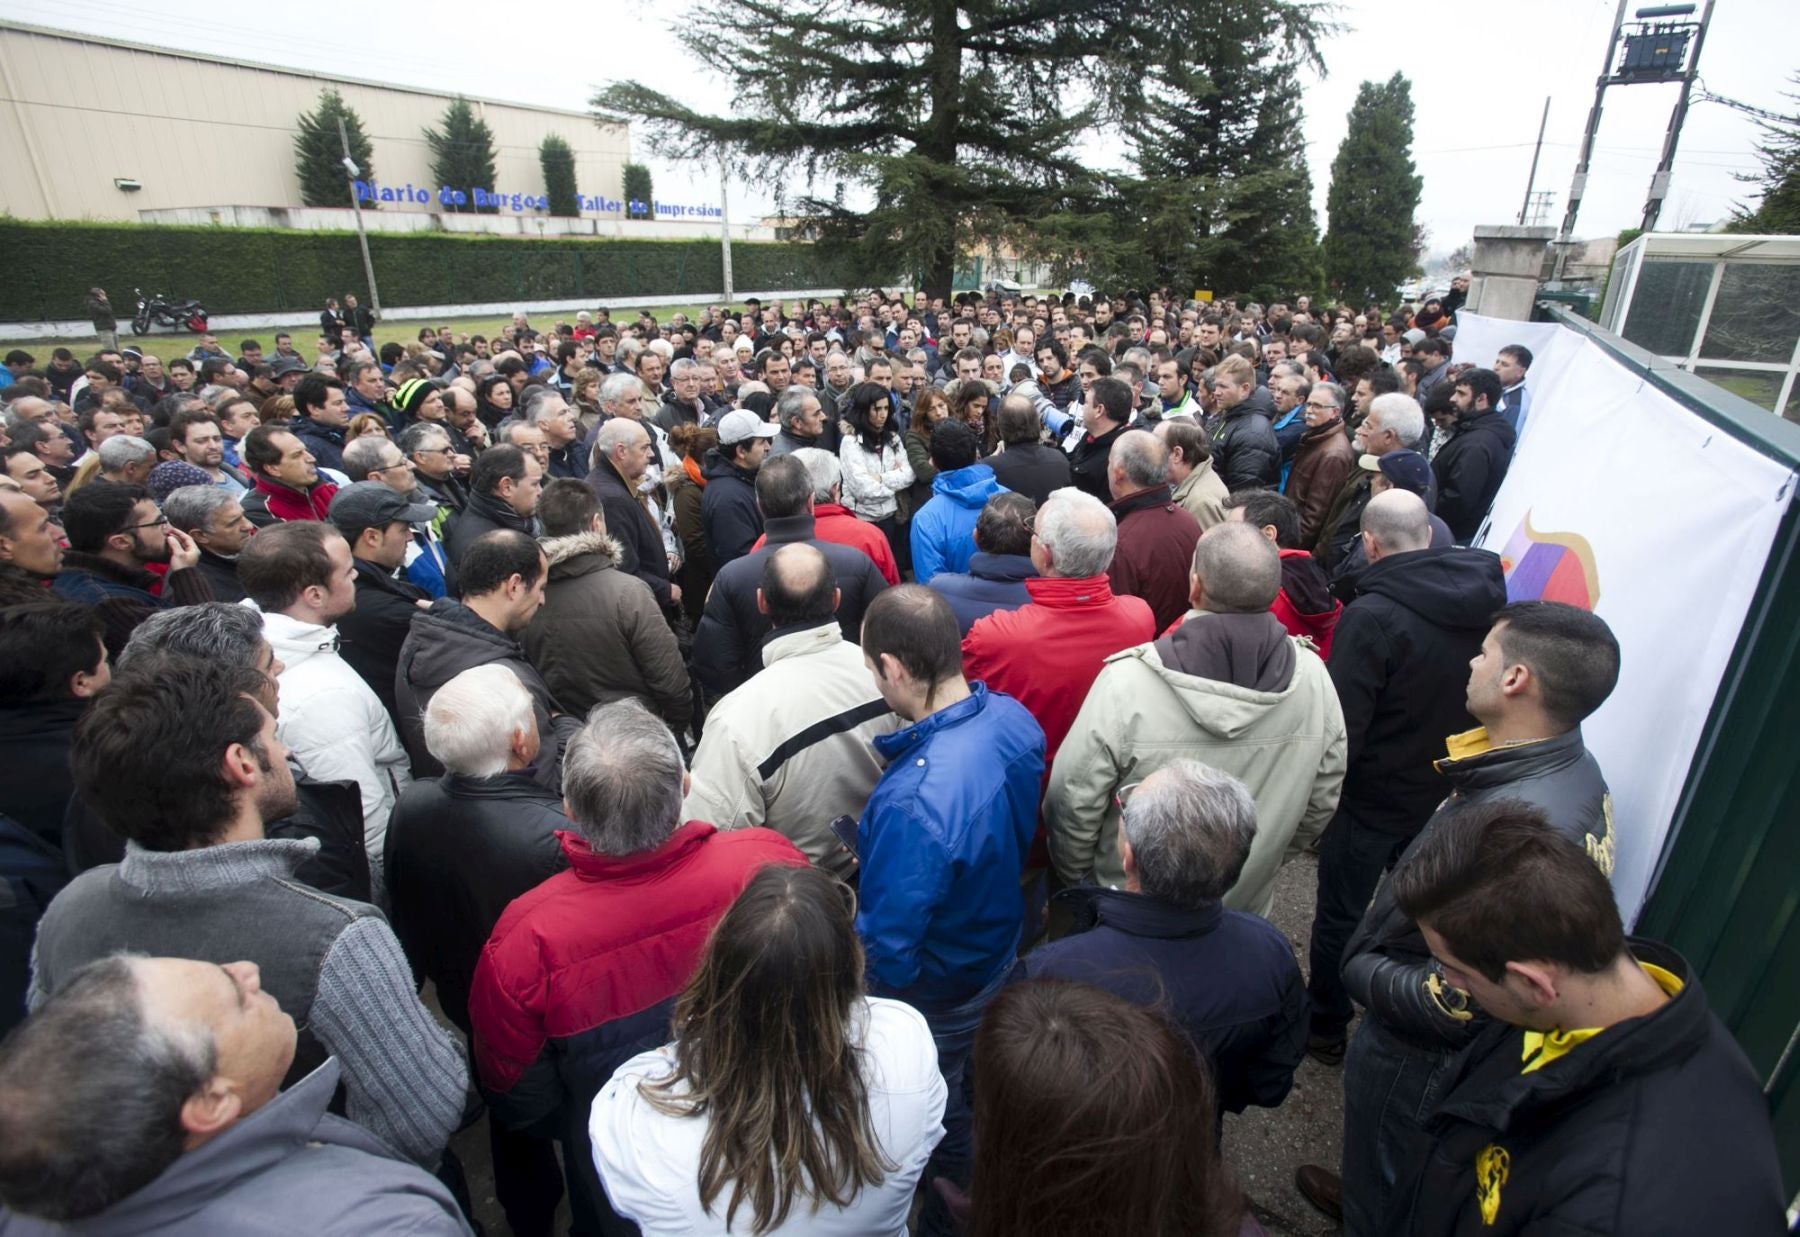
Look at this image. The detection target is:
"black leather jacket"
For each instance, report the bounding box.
[1342,727,1612,1046]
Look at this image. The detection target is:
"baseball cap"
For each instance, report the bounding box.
[1360,449,1434,496]
[716,408,779,445]
[328,481,439,539]
[271,356,310,378]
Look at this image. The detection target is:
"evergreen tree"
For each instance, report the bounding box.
[595,1,1284,299]
[425,98,498,213]
[540,135,579,216]
[622,163,654,219]
[1209,70,1326,300]
[1728,73,1800,234]
[1323,73,1424,302]
[293,88,376,209]
[1129,10,1324,296]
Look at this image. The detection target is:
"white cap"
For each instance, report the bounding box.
[716,408,779,445]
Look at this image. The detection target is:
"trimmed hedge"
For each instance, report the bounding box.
[0,220,846,321]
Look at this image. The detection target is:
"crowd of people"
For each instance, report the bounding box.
[0,284,1786,1236]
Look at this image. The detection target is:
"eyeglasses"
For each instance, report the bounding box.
[127,514,170,530]
[1114,780,1142,815]
[1304,400,1339,411]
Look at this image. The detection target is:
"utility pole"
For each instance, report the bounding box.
[1519,96,1552,226]
[1556,0,1629,279]
[1641,0,1716,232]
[338,115,382,320]
[719,159,735,304]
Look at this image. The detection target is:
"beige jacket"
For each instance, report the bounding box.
[682,622,901,877]
[1172,458,1231,531]
[1044,636,1346,917]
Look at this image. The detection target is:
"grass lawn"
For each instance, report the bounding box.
[0,302,718,357]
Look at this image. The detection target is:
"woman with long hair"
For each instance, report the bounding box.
[592,865,945,1235]
[965,980,1251,1237]
[838,382,914,563]
[474,372,514,428]
[901,386,949,522]
[664,422,718,629]
[946,378,997,456]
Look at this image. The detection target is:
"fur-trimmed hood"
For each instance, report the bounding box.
[540,530,625,576]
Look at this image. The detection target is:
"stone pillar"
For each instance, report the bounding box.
[1466,226,1556,321]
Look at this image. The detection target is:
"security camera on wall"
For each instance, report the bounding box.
[113,177,141,192]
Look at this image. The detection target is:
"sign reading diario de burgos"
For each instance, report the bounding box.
[352,180,723,218]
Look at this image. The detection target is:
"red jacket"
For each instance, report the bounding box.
[469,823,805,1125]
[247,475,338,524]
[1106,486,1203,634]
[1270,548,1343,658]
[752,501,899,585]
[962,574,1156,768]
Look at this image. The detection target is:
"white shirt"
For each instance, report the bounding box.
[591,996,946,1236]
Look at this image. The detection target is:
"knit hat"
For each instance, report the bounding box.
[147,461,213,504]
[393,378,437,417]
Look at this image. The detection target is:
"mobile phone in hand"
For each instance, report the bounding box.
[829,814,859,858]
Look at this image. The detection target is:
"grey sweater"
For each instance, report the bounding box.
[29,838,468,1166]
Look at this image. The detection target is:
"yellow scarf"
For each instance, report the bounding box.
[1519,963,1684,1074]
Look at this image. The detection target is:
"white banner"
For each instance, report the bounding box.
[1453,312,1797,922]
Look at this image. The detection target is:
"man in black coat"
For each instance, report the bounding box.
[1431,367,1516,543]
[700,410,779,566]
[384,661,570,1234]
[1014,759,1306,1117]
[584,418,675,610]
[692,455,888,697]
[1064,376,1130,503]
[1207,354,1281,491]
[1381,805,1784,1237]
[984,393,1071,505]
[327,483,436,725]
[0,602,107,1031]
[443,444,541,566]
[1299,600,1620,1231]
[394,531,578,790]
[1303,490,1507,1081]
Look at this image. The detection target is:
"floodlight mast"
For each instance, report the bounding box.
[339,115,382,321]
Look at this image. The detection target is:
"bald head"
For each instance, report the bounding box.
[1190,520,1281,613]
[1361,489,1432,559]
[758,542,838,628]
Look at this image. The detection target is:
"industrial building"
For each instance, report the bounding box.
[0,21,637,230]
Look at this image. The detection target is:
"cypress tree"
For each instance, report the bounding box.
[595,0,1279,299]
[425,98,499,213]
[1323,73,1424,303]
[293,88,376,209]
[540,135,580,216]
[622,163,654,219]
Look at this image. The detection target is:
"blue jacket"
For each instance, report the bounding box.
[856,683,1045,1009]
[909,463,1007,584]
[925,552,1036,635]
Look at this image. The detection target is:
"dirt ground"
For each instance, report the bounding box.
[443,850,1347,1236]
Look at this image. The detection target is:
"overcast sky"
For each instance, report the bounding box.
[4,0,1789,262]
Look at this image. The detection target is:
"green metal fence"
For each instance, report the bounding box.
[1539,304,1800,1197]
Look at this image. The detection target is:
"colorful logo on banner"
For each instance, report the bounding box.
[1499,512,1601,609]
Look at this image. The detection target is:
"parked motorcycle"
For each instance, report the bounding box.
[131,287,209,335]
